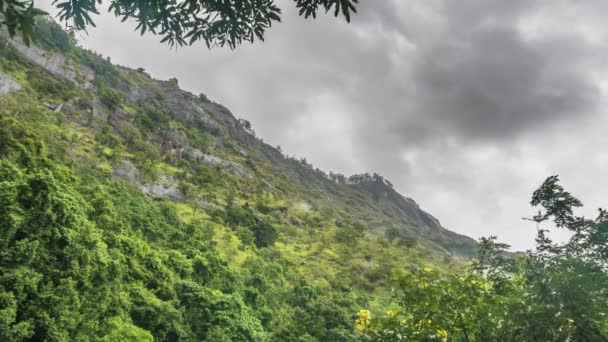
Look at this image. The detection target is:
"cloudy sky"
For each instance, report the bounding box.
[42,0,608,251]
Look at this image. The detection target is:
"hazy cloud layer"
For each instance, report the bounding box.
[42,0,608,250]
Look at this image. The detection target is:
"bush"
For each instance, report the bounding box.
[237,226,255,247]
[98,84,125,110]
[73,50,124,87]
[136,106,171,133]
[97,125,124,148]
[250,221,277,248]
[27,70,77,100]
[33,18,73,52]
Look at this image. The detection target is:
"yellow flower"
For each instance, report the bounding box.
[423,267,433,273]
[355,309,372,332]
[417,318,432,328]
[437,328,448,342]
[386,310,395,317]
[357,309,371,318]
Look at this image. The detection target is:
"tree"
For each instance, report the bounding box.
[398,234,417,254]
[250,220,278,248]
[335,222,365,248]
[384,226,400,243]
[224,203,277,248]
[359,175,608,341]
[179,181,203,215]
[3,0,360,49]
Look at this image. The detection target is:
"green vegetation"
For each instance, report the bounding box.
[357,176,608,341]
[32,18,74,52]
[0,20,606,341]
[3,0,359,49]
[0,22,395,341]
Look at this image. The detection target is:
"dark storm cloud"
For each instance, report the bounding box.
[322,0,601,149]
[197,0,602,167]
[406,7,600,142]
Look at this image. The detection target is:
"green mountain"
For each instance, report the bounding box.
[0,20,476,341]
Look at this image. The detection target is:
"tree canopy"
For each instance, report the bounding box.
[357,176,608,341]
[1,0,360,48]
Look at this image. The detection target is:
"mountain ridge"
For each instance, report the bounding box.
[0,23,476,258]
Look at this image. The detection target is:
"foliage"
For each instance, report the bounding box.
[32,17,73,52]
[358,176,608,341]
[335,222,365,248]
[27,69,77,101]
[0,117,274,341]
[98,83,126,110]
[250,220,278,248]
[0,0,48,46]
[272,279,360,341]
[224,203,278,248]
[3,0,359,49]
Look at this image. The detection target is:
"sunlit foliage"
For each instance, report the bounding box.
[357,176,608,341]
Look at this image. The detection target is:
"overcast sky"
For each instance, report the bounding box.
[41,0,608,251]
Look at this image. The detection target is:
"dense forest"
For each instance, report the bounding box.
[0,20,607,341]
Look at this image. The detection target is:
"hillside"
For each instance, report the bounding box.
[0,20,477,341]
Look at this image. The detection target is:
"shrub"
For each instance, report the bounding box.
[250,221,277,248]
[98,85,125,110]
[33,18,73,52]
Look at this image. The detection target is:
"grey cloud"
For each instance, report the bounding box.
[332,0,602,149]
[410,28,599,142]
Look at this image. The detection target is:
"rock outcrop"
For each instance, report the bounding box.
[113,161,185,202]
[1,28,95,89]
[0,74,21,96]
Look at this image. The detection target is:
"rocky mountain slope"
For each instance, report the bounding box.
[0,20,477,341]
[0,24,475,257]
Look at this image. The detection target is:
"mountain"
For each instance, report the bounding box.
[0,20,476,341]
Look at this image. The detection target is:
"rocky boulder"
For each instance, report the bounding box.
[0,74,21,96]
[113,161,185,202]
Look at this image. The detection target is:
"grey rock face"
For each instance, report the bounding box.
[150,128,189,155]
[0,74,21,96]
[128,84,205,122]
[113,161,185,202]
[128,82,225,138]
[352,180,443,231]
[139,175,185,202]
[229,162,252,179]
[186,149,252,179]
[198,153,224,166]
[199,102,254,143]
[113,161,140,184]
[1,29,95,89]
[108,109,135,127]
